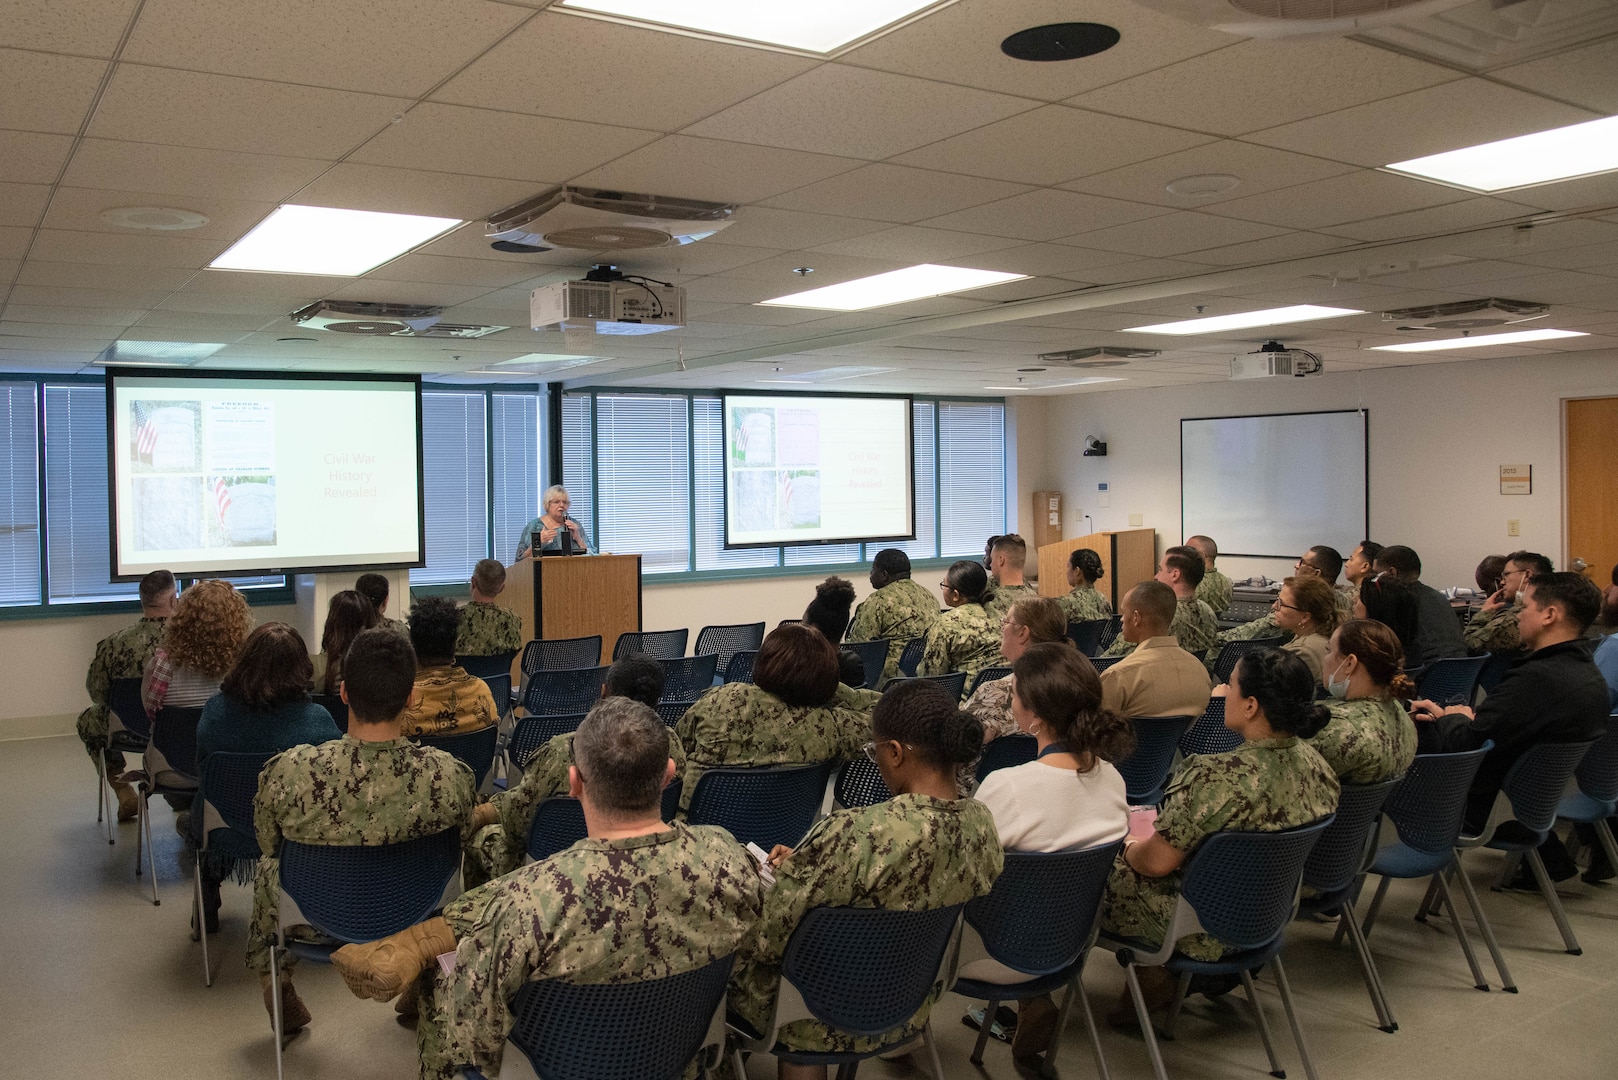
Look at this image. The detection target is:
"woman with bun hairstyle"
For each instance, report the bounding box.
[918,560,1003,682]
[801,576,876,704]
[968,597,1072,742]
[728,681,1003,1075]
[1057,547,1112,623]
[1101,648,1338,1021]
[1310,619,1418,784]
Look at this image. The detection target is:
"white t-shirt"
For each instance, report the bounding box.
[974,757,1130,853]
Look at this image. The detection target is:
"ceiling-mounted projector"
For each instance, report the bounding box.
[1231,341,1323,380]
[489,186,735,252]
[289,301,442,335]
[531,267,685,335]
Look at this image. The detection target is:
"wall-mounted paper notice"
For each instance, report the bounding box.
[1500,464,1531,495]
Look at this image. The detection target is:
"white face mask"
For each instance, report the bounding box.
[1326,661,1352,700]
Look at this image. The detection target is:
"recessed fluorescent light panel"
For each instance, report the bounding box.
[94,341,228,366]
[985,377,1125,390]
[210,205,462,276]
[1123,305,1364,336]
[1385,115,1618,193]
[1369,328,1588,352]
[760,264,1028,312]
[559,0,949,53]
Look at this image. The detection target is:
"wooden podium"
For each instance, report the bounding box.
[1036,529,1157,612]
[496,554,642,672]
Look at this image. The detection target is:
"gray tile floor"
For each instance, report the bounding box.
[4,732,1614,1080]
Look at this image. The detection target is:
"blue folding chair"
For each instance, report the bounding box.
[474,953,736,1080]
[896,637,927,678]
[1212,638,1286,684]
[685,762,833,851]
[723,650,758,685]
[1099,819,1334,1080]
[613,629,689,661]
[457,650,517,680]
[955,843,1123,1079]
[481,672,514,722]
[1179,698,1241,758]
[1097,615,1124,652]
[505,713,587,772]
[311,693,348,733]
[968,666,1013,698]
[128,704,204,905]
[521,636,604,678]
[1090,655,1123,674]
[523,666,610,716]
[1414,655,1490,707]
[1116,716,1196,806]
[657,700,697,727]
[975,733,1037,786]
[694,621,765,675]
[417,724,501,790]
[833,757,892,810]
[1557,713,1618,891]
[526,783,683,863]
[660,654,720,701]
[842,639,891,691]
[189,750,277,985]
[883,671,967,701]
[1067,619,1110,656]
[728,904,965,1080]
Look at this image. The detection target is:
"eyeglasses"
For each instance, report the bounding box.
[1293,560,1320,574]
[1273,599,1305,612]
[1502,567,1531,579]
[862,740,915,762]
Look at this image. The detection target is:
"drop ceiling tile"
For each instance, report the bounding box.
[809,224,1017,262]
[156,291,320,316]
[602,242,785,278]
[2,303,143,325]
[0,0,143,54]
[181,270,351,298]
[1245,79,1598,169]
[325,279,496,306]
[1501,170,1618,213]
[362,252,543,289]
[570,135,865,205]
[1492,37,1618,114]
[1186,230,1355,267]
[676,304,829,326]
[7,284,173,309]
[1052,256,1216,285]
[683,65,1033,160]
[130,310,273,333]
[0,182,50,228]
[60,139,331,202]
[123,0,527,97]
[1513,241,1618,276]
[0,224,33,257]
[40,185,278,242]
[953,243,1139,278]
[1068,37,1458,138]
[714,251,906,289]
[679,277,783,305]
[1207,169,1472,230]
[1319,197,1541,243]
[1059,140,1359,209]
[0,130,75,184]
[434,10,814,130]
[0,320,127,340]
[27,227,227,268]
[1063,211,1288,257]
[703,207,877,251]
[759,164,1031,223]
[921,189,1169,242]
[0,48,107,134]
[292,164,542,221]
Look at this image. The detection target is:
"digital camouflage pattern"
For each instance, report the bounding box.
[1102,736,1338,960]
[383,616,410,637]
[399,665,499,737]
[728,794,1002,1054]
[830,682,883,713]
[466,728,687,882]
[76,616,166,764]
[674,683,869,812]
[1335,583,1357,620]
[455,602,522,658]
[918,603,1004,680]
[1197,568,1234,616]
[1308,696,1417,784]
[965,674,1016,741]
[983,583,1039,624]
[247,736,476,973]
[847,578,941,684]
[1057,585,1112,624]
[1464,600,1522,654]
[1104,596,1218,660]
[420,822,765,1080]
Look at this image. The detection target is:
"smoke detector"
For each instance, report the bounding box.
[487,186,735,252]
[1038,346,1161,366]
[1381,297,1549,332]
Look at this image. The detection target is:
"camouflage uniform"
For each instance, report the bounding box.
[830,682,883,713]
[1464,601,1522,654]
[728,794,1002,1054]
[419,822,765,1080]
[1104,596,1218,660]
[383,616,410,637]
[75,616,166,768]
[847,578,941,684]
[1057,585,1112,624]
[674,683,869,812]
[1102,736,1338,960]
[918,604,1004,680]
[1206,613,1292,669]
[455,601,522,657]
[399,665,499,737]
[466,728,687,883]
[1197,569,1233,616]
[965,675,1016,741]
[1308,696,1418,784]
[1335,583,1358,620]
[247,735,476,973]
[983,583,1039,624]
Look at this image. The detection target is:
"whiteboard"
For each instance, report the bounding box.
[1181,410,1367,559]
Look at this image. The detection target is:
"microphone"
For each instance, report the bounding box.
[558,514,574,556]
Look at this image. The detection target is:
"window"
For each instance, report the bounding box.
[561,393,595,539]
[44,384,127,603]
[594,394,690,572]
[413,390,489,586]
[492,391,543,564]
[938,401,1005,557]
[0,382,40,606]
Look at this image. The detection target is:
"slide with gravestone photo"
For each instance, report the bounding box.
[202,400,277,547]
[129,400,201,473]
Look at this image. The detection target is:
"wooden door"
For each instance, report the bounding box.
[1566,397,1618,587]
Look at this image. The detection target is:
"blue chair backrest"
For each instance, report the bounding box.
[521,636,603,675]
[198,750,276,841]
[507,713,587,770]
[152,705,205,783]
[311,693,348,733]
[1574,713,1618,807]
[686,762,832,851]
[107,677,151,739]
[781,905,963,1037]
[976,733,1037,785]
[1179,698,1242,757]
[505,954,735,1080]
[1301,778,1401,900]
[896,637,927,678]
[1097,615,1124,651]
[1067,619,1109,656]
[527,783,683,863]
[660,654,720,701]
[724,650,758,685]
[694,622,765,673]
[614,629,689,661]
[523,666,611,715]
[1415,655,1489,707]
[1213,638,1286,684]
[842,639,890,691]
[834,757,892,809]
[481,672,513,717]
[456,651,517,680]
[1381,744,1492,856]
[965,843,1122,977]
[1179,818,1333,953]
[1089,655,1123,674]
[416,724,500,789]
[279,827,461,943]
[884,671,967,701]
[1499,739,1596,837]
[969,667,1013,697]
[1116,716,1196,806]
[656,700,696,727]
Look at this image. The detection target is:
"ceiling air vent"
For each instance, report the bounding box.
[1381,297,1548,332]
[290,301,442,336]
[1038,346,1161,367]
[487,186,736,252]
[413,322,510,339]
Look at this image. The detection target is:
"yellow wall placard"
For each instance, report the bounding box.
[1500,464,1531,495]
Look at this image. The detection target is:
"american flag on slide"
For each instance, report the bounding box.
[213,477,232,528]
[132,401,158,458]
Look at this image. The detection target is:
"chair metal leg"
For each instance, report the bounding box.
[1123,964,1171,1080]
[1525,849,1582,955]
[1449,854,1516,992]
[1493,851,1523,891]
[1270,958,1319,1080]
[134,792,145,878]
[1359,875,1392,940]
[1414,875,1441,922]
[1338,909,1397,1032]
[1050,967,1108,1080]
[921,1022,946,1080]
[141,795,160,906]
[968,998,997,1064]
[271,944,285,1080]
[835,1061,858,1080]
[729,1047,748,1080]
[1159,971,1193,1040]
[1431,872,1489,990]
[1239,969,1287,1080]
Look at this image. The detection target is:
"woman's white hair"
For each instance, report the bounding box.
[543,484,570,507]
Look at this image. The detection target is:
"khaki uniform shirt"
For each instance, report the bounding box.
[846,578,941,684]
[1282,632,1331,685]
[1197,569,1233,616]
[1104,596,1218,660]
[76,616,166,759]
[400,665,499,737]
[918,604,1004,680]
[455,601,522,657]
[1100,637,1214,720]
[1309,696,1418,785]
[1057,585,1112,624]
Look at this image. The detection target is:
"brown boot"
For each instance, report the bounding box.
[262,974,311,1033]
[1106,965,1180,1029]
[112,782,138,822]
[332,917,456,1003]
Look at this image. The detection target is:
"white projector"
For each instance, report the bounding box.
[1231,342,1323,380]
[531,280,685,335]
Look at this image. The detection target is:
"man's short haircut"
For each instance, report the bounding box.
[1127,580,1177,630]
[872,548,911,578]
[1162,545,1205,588]
[754,623,839,707]
[343,628,418,721]
[572,697,669,816]
[355,572,390,610]
[1524,572,1602,633]
[1186,535,1217,560]
[1506,550,1554,578]
[1356,540,1382,563]
[471,558,507,596]
[990,534,1028,570]
[407,596,461,664]
[605,652,664,708]
[138,569,176,608]
[1306,545,1344,583]
[1374,545,1422,579]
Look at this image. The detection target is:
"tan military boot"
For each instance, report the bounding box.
[112,781,138,822]
[332,917,457,1002]
[262,973,311,1032]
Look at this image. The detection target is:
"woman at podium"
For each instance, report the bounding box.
[515,485,594,558]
